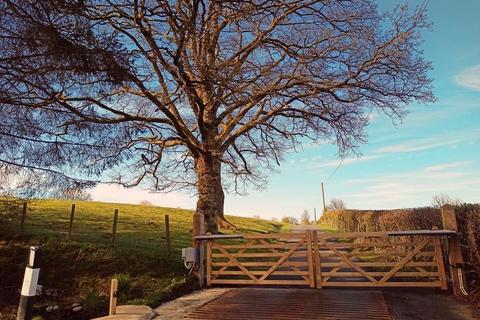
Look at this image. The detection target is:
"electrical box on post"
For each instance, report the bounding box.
[182,247,197,263]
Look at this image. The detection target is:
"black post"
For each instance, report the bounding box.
[112,209,119,246]
[67,204,75,241]
[17,246,42,320]
[165,215,171,255]
[20,202,27,233]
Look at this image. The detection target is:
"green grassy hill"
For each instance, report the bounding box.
[0,199,282,320]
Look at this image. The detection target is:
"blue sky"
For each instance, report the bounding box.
[92,1,480,219]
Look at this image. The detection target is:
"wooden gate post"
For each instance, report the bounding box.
[441,205,468,296]
[306,231,315,288]
[109,278,118,315]
[312,230,322,288]
[192,213,206,288]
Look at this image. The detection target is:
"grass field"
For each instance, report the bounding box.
[0,199,282,320]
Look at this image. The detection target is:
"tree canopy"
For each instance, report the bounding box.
[0,0,434,232]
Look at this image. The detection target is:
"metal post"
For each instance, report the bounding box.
[314,208,317,222]
[17,246,42,320]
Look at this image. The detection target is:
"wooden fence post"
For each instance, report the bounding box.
[313,230,322,288]
[441,205,468,296]
[165,215,171,255]
[192,213,206,288]
[112,209,119,247]
[109,278,118,315]
[20,202,27,233]
[67,204,75,241]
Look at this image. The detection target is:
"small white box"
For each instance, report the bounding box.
[182,247,197,263]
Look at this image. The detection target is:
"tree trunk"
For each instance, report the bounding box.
[195,154,237,233]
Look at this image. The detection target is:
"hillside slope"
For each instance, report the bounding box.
[0,199,281,320]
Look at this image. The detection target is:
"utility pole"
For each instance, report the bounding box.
[314,208,317,222]
[321,182,327,213]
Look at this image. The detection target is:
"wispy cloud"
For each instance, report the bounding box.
[456,65,480,91]
[375,129,479,155]
[342,161,478,209]
[310,155,383,169]
[423,161,472,173]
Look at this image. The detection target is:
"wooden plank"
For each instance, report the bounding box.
[321,281,442,288]
[318,231,388,238]
[243,233,306,240]
[211,270,309,276]
[306,231,315,288]
[321,271,440,277]
[378,240,429,284]
[194,234,243,240]
[259,239,309,282]
[313,230,321,288]
[211,251,307,258]
[212,240,256,280]
[218,243,303,249]
[320,251,435,258]
[210,279,309,285]
[320,261,438,267]
[212,261,309,267]
[433,237,448,290]
[320,241,426,249]
[387,230,456,236]
[213,242,258,282]
[206,241,212,287]
[319,238,378,284]
[259,239,305,281]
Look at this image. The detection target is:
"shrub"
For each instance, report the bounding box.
[281,216,298,225]
[82,291,108,318]
[114,273,133,303]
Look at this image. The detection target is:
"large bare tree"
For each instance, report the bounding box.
[0,0,434,232]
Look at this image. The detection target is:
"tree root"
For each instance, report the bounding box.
[217,216,239,230]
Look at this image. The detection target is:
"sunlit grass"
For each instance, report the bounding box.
[0,199,282,317]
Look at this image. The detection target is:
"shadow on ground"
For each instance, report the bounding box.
[383,288,478,320]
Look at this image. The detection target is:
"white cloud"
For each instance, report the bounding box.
[90,183,196,209]
[343,162,478,209]
[310,155,383,169]
[456,65,480,91]
[376,129,480,155]
[423,161,472,173]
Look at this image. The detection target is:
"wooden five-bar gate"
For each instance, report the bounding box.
[199,230,455,289]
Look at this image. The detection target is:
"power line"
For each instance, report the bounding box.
[326,156,345,181]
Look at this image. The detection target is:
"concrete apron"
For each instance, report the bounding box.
[92,305,157,320]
